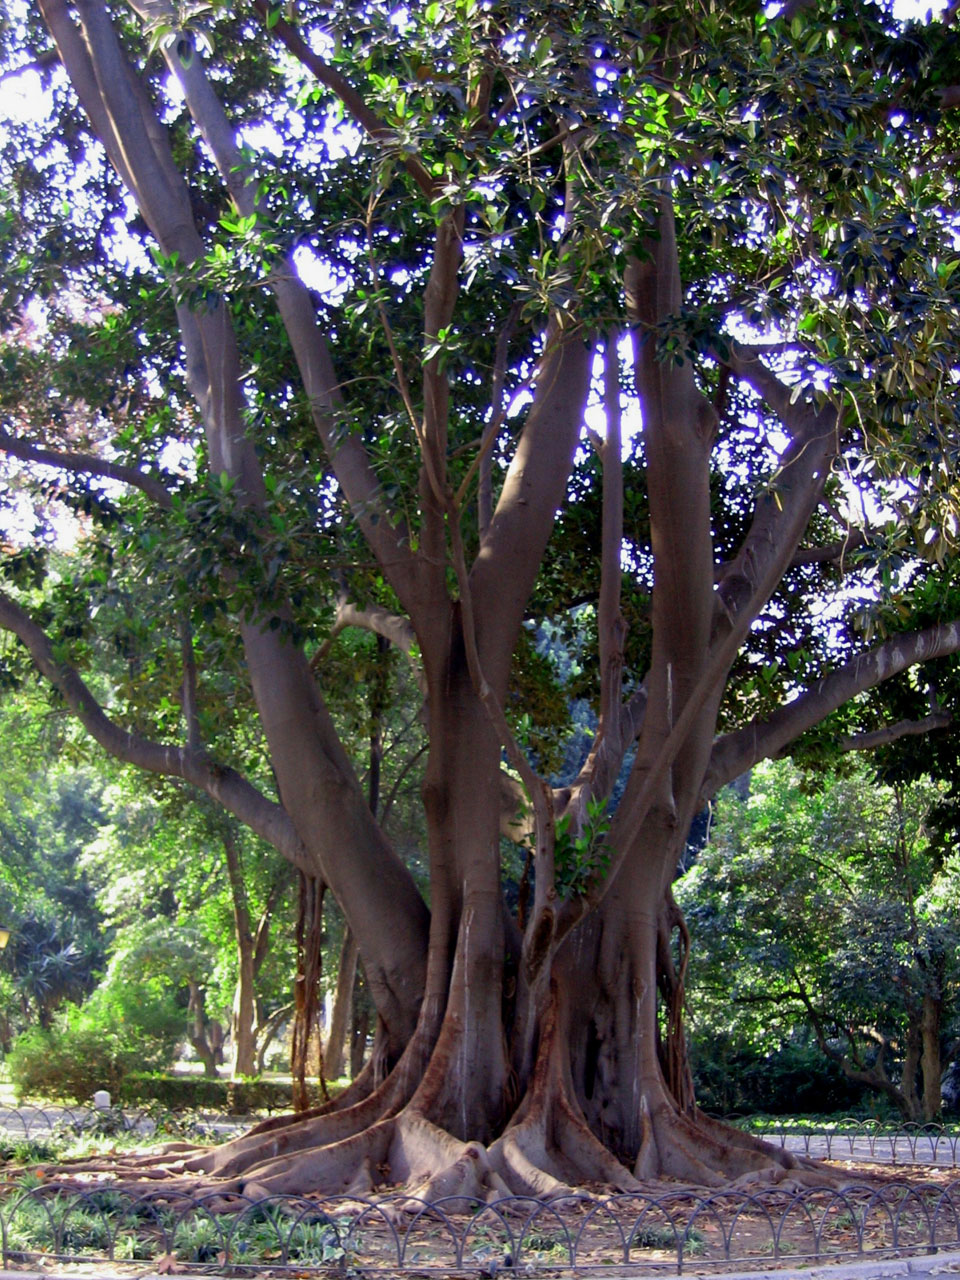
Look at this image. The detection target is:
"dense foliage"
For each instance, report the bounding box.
[680,760,960,1120]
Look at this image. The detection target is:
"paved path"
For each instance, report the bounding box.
[774,1134,960,1168]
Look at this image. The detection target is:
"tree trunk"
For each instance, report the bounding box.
[255,1003,292,1075]
[291,875,326,1111]
[921,992,942,1121]
[232,959,257,1079]
[324,928,358,1082]
[186,981,219,1079]
[222,829,257,1079]
[350,998,370,1080]
[901,1016,923,1122]
[208,1021,226,1067]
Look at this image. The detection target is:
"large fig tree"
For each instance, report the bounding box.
[2,0,960,1194]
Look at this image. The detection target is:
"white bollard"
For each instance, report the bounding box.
[92,1090,111,1110]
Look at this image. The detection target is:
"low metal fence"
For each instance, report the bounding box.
[0,1103,249,1141]
[730,1117,960,1167]
[1,1180,959,1274]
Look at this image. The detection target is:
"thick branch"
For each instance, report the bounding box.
[313,598,426,696]
[704,620,960,798]
[0,432,174,508]
[627,212,717,666]
[838,711,953,754]
[714,530,867,581]
[598,331,625,737]
[418,211,464,586]
[149,18,420,610]
[714,343,839,638]
[0,590,312,874]
[471,326,592,685]
[315,599,418,662]
[477,303,521,538]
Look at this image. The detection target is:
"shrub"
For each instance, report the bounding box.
[81,981,183,1070]
[7,983,182,1104]
[118,1072,323,1113]
[690,1036,870,1116]
[7,1022,135,1103]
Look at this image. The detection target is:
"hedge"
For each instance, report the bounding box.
[118,1072,325,1113]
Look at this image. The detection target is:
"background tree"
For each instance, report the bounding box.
[679,759,960,1122]
[0,696,105,1047]
[2,0,960,1195]
[81,778,297,1078]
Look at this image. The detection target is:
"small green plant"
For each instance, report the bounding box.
[830,1210,859,1232]
[173,1214,225,1263]
[58,1205,114,1254]
[631,1224,704,1256]
[0,1135,62,1164]
[228,1204,346,1264]
[76,1107,130,1137]
[2,1193,58,1256]
[286,1217,346,1264]
[682,1227,706,1257]
[522,1230,569,1260]
[554,797,612,897]
[632,1223,679,1251]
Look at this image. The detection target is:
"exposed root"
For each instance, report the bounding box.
[8,1012,843,1204]
[245,1055,377,1139]
[632,1096,845,1189]
[231,1119,395,1196]
[179,1002,445,1182]
[14,1098,852,1208]
[183,1082,395,1178]
[489,1123,575,1198]
[390,1113,508,1208]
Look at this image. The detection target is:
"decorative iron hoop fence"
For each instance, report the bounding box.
[0,1180,959,1275]
[728,1117,960,1167]
[0,1104,250,1140]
